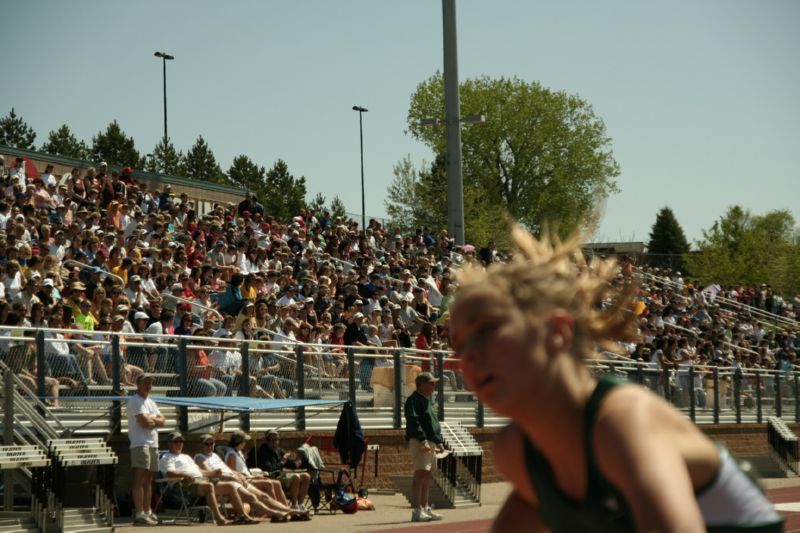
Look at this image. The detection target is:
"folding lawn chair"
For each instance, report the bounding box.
[152,451,215,523]
[302,434,368,514]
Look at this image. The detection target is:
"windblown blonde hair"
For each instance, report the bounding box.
[456,224,639,355]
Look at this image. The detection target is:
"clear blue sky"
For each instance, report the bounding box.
[2,0,798,245]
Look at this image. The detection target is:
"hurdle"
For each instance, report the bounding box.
[0,445,50,529]
[45,438,117,532]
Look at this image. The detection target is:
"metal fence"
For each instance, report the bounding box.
[2,325,799,435]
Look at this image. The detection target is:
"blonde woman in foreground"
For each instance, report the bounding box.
[449,226,782,532]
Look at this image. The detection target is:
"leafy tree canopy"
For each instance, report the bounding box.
[686,206,800,295]
[405,73,620,242]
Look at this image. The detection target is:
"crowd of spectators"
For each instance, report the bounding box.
[0,156,469,401]
[1,154,798,408]
[616,262,800,407]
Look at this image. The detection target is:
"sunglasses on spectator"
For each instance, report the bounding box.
[202,441,214,446]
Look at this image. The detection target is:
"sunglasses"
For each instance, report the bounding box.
[202,441,214,446]
[172,439,185,444]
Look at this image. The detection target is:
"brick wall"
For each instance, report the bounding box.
[106,424,780,496]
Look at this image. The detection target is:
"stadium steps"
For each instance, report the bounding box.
[0,515,38,533]
[390,474,479,509]
[55,508,112,533]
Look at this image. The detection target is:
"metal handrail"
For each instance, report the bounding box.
[167,294,223,322]
[0,359,65,435]
[63,259,125,285]
[636,269,798,330]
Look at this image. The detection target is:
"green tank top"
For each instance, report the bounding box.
[523,374,634,532]
[522,375,784,533]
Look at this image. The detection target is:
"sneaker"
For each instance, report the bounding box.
[411,508,431,523]
[425,507,444,521]
[134,513,155,526]
[147,513,159,524]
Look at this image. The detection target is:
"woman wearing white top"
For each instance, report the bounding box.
[224,431,294,510]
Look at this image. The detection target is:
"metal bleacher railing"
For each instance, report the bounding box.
[636,269,799,332]
[2,322,800,438]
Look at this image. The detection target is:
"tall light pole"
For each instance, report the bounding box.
[154,51,174,143]
[352,105,368,231]
[442,0,465,245]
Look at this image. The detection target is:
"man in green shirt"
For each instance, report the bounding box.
[404,372,445,523]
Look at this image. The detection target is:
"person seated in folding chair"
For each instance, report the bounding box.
[158,431,257,525]
[195,433,309,522]
[222,431,294,509]
[249,429,312,512]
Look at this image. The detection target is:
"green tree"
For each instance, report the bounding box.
[263,159,307,220]
[41,124,88,159]
[228,155,265,192]
[90,121,140,167]
[414,155,449,236]
[330,195,348,222]
[185,135,227,185]
[384,154,505,246]
[385,154,448,237]
[385,155,423,234]
[308,192,327,214]
[406,73,620,239]
[647,207,690,271]
[146,137,186,176]
[686,206,800,294]
[0,108,36,149]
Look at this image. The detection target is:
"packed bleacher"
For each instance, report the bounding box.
[0,156,471,404]
[0,154,798,414]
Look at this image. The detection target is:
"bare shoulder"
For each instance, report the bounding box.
[494,424,538,506]
[596,383,690,431]
[592,383,715,480]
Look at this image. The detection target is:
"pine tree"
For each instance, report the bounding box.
[0,108,36,149]
[228,155,265,192]
[185,135,227,184]
[263,159,307,221]
[385,155,419,234]
[90,121,140,167]
[308,192,327,214]
[329,195,348,223]
[647,207,690,271]
[146,137,185,176]
[41,124,88,159]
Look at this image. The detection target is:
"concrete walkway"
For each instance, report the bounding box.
[116,477,800,533]
[115,482,513,533]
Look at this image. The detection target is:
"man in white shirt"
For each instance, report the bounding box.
[127,374,165,525]
[158,431,252,525]
[49,231,67,263]
[277,286,297,309]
